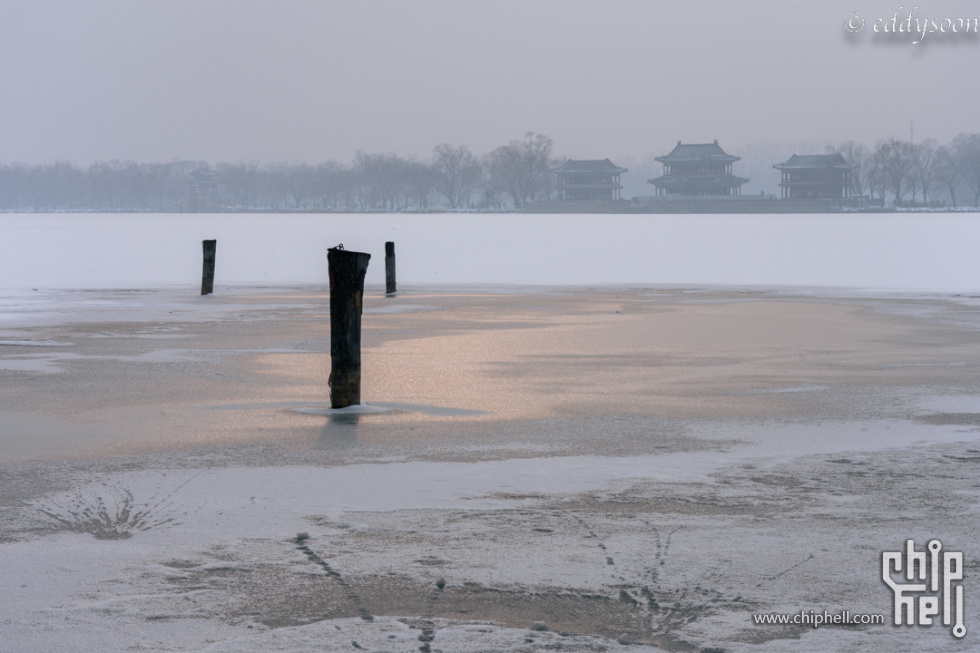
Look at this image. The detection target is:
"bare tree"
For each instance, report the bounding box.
[338,167,362,210]
[832,140,870,198]
[487,132,554,209]
[86,161,117,210]
[952,133,980,207]
[0,164,28,210]
[933,146,962,207]
[282,163,311,209]
[432,143,482,209]
[910,139,940,206]
[354,152,406,210]
[219,162,261,209]
[263,163,295,209]
[400,161,436,210]
[476,165,504,210]
[865,153,886,203]
[541,154,564,200]
[308,161,344,210]
[873,138,915,205]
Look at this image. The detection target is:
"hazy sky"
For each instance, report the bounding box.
[2,0,979,165]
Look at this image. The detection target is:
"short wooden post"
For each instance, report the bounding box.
[328,245,371,408]
[201,239,216,295]
[385,241,396,295]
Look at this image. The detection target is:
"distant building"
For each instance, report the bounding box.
[774,154,857,200]
[552,159,628,201]
[648,140,748,196]
[187,166,218,212]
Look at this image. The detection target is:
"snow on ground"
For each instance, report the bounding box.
[3,214,980,651]
[5,432,980,652]
[2,212,980,291]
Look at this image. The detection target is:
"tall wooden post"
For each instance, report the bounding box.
[201,239,216,295]
[328,246,371,408]
[385,241,396,295]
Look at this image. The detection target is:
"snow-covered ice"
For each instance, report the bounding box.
[3,212,980,291]
[2,213,980,651]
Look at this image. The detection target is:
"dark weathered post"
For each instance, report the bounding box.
[328,245,371,408]
[385,241,396,295]
[201,239,216,295]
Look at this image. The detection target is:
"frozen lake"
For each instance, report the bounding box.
[4,283,980,652]
[2,212,980,291]
[4,213,980,652]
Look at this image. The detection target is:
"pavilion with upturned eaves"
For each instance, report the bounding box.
[187,166,219,212]
[552,159,628,201]
[774,153,857,200]
[648,140,748,196]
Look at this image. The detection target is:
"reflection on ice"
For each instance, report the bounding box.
[361,402,487,417]
[317,411,360,449]
[292,404,390,416]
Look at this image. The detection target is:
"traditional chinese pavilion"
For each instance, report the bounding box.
[552,159,628,201]
[773,154,857,200]
[648,140,747,196]
[188,166,218,212]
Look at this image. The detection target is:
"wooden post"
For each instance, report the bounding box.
[385,241,396,295]
[328,245,371,409]
[201,239,216,295]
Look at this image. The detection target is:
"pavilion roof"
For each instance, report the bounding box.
[552,158,628,175]
[773,153,856,170]
[655,141,739,164]
[189,167,218,183]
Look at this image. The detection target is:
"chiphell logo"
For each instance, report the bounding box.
[883,539,965,638]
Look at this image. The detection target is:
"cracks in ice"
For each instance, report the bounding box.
[296,536,374,624]
[568,510,735,650]
[32,471,205,540]
[762,553,815,586]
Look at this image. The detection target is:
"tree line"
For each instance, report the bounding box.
[2,131,980,211]
[832,133,980,208]
[0,133,557,212]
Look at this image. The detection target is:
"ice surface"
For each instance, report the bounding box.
[3,212,980,291]
[3,213,980,652]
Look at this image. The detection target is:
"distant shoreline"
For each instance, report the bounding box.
[1,206,979,215]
